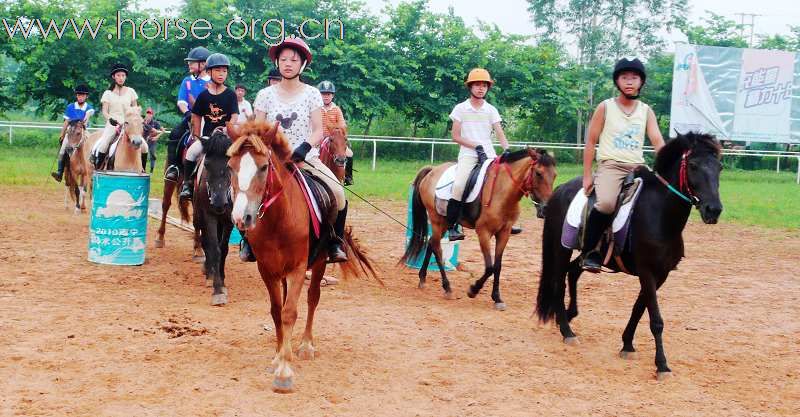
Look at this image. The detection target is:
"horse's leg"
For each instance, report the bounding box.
[549,248,577,344]
[566,259,583,321]
[299,260,325,360]
[192,226,204,263]
[260,269,284,373]
[489,228,511,311]
[72,185,81,214]
[417,245,433,289]
[467,228,495,299]
[428,231,453,299]
[155,182,173,248]
[638,272,671,379]
[620,275,668,358]
[206,217,227,306]
[272,267,306,393]
[219,224,232,295]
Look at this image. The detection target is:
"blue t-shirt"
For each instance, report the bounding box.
[177,74,210,112]
[63,102,95,122]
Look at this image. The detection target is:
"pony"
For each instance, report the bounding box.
[402,148,557,309]
[319,124,348,182]
[88,107,147,172]
[61,120,92,213]
[536,131,723,379]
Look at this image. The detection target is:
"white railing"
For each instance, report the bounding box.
[3,120,800,184]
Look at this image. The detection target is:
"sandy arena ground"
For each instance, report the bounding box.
[1,185,798,416]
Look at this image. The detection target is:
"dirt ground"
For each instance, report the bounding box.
[1,185,798,417]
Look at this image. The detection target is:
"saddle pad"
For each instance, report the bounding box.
[561,178,643,250]
[434,158,494,203]
[293,168,324,228]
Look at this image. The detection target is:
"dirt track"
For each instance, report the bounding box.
[1,185,798,416]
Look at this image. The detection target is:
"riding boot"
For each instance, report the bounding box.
[327,202,349,263]
[580,208,614,273]
[141,153,148,173]
[93,152,107,170]
[344,157,354,186]
[51,153,68,182]
[179,160,196,201]
[446,198,465,241]
[510,225,523,235]
[239,233,256,262]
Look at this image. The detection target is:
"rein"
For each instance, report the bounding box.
[654,150,700,206]
[257,149,285,218]
[485,156,538,207]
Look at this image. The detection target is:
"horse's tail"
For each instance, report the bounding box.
[536,206,563,323]
[178,198,191,224]
[339,226,382,285]
[399,166,433,265]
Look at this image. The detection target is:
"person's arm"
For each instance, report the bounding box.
[102,102,111,122]
[451,120,479,149]
[225,114,240,139]
[177,79,190,114]
[583,102,606,194]
[646,108,665,153]
[309,108,323,147]
[59,120,68,141]
[493,122,509,150]
[191,113,202,138]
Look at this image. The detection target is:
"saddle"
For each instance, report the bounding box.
[561,172,644,267]
[434,158,495,224]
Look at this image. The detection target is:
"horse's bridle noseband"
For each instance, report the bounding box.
[655,150,701,207]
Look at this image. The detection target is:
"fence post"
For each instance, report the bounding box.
[8,125,12,144]
[372,139,377,171]
[796,157,800,184]
[777,156,780,172]
[430,142,435,163]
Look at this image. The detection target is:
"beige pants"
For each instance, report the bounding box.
[303,155,347,211]
[92,123,148,155]
[593,160,641,214]
[451,154,478,201]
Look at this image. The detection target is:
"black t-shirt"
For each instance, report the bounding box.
[192,87,238,137]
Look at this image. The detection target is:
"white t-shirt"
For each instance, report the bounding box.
[449,99,502,158]
[237,99,253,123]
[101,87,138,124]
[253,84,323,158]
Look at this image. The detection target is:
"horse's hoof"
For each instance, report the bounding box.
[222,286,228,295]
[192,255,205,263]
[619,350,636,360]
[272,376,294,393]
[154,239,164,248]
[443,291,455,300]
[563,336,579,346]
[73,208,81,215]
[211,293,227,306]
[417,282,425,289]
[297,345,316,360]
[656,371,673,381]
[494,302,507,311]
[466,288,478,298]
[205,279,213,288]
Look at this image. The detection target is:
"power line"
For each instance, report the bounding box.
[735,13,761,47]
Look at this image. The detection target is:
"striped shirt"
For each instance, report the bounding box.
[321,103,345,137]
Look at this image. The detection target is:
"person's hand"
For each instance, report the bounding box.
[183,111,192,119]
[475,145,488,164]
[582,175,594,196]
[108,118,118,126]
[291,142,312,163]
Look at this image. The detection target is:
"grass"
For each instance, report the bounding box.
[1,145,798,231]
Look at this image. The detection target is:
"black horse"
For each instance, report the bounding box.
[536,131,723,379]
[189,132,234,306]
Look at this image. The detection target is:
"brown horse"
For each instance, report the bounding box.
[227,121,376,393]
[319,125,348,182]
[61,120,93,213]
[88,107,147,173]
[401,148,556,310]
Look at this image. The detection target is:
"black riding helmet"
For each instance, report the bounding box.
[613,58,646,99]
[205,53,230,70]
[185,46,211,62]
[110,63,129,77]
[74,84,90,94]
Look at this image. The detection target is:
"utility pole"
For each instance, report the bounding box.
[735,13,760,47]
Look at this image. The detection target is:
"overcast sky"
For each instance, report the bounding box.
[142,0,799,50]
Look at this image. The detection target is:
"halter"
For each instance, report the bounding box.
[320,136,347,167]
[65,123,86,154]
[654,150,700,206]
[485,154,539,207]
[256,149,285,218]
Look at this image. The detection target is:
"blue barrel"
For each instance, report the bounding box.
[404,186,459,271]
[229,226,242,245]
[88,172,150,265]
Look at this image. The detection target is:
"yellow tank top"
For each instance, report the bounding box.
[596,98,649,164]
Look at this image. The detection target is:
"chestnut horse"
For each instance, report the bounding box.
[88,107,147,173]
[401,148,556,310]
[319,125,348,182]
[227,121,377,393]
[61,120,93,213]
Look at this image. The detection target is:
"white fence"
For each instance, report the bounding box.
[3,120,799,184]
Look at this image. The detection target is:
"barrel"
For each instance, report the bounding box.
[229,226,242,245]
[88,172,150,265]
[404,186,459,271]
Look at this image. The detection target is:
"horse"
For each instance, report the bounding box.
[88,107,147,173]
[227,120,377,393]
[61,120,92,213]
[186,131,233,306]
[535,131,723,380]
[319,125,348,182]
[401,148,557,309]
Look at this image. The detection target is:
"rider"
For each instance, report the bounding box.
[92,63,145,170]
[580,58,666,272]
[179,53,240,200]
[51,84,95,182]
[143,107,164,174]
[267,68,282,86]
[235,84,253,125]
[165,46,211,182]
[317,80,354,185]
[446,68,509,241]
[253,38,348,263]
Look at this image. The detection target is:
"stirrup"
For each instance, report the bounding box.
[447,226,465,241]
[580,251,603,273]
[164,165,180,182]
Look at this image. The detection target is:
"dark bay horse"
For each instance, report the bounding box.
[185,132,233,306]
[536,131,723,380]
[61,120,92,213]
[402,148,556,309]
[227,121,377,393]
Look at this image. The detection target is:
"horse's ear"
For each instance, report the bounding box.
[267,121,279,138]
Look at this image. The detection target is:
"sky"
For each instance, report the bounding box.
[141,0,799,50]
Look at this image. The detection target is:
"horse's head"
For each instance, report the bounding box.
[329,125,348,165]
[523,148,557,218]
[200,131,233,214]
[122,107,145,149]
[65,120,85,146]
[227,120,291,229]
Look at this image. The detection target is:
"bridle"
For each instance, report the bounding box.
[654,150,701,207]
[485,152,540,207]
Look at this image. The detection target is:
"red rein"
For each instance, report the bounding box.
[679,150,693,197]
[485,157,538,207]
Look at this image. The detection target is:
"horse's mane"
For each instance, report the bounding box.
[505,148,556,166]
[654,131,721,174]
[203,131,233,157]
[228,120,291,161]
